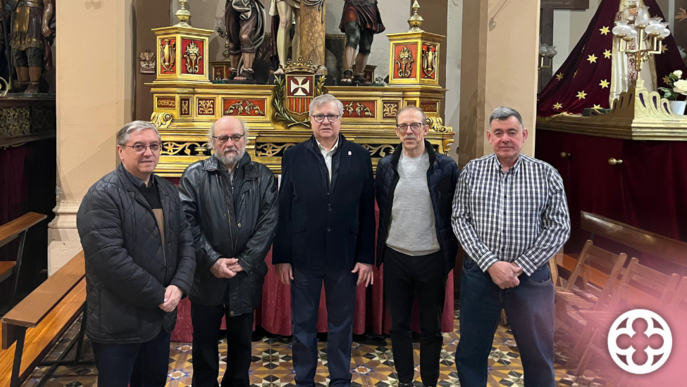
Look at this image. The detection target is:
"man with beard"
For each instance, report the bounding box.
[339,0,384,85]
[223,0,266,82]
[178,116,279,387]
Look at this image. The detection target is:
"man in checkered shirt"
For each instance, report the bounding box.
[452,107,570,387]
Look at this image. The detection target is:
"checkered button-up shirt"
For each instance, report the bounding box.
[451,153,570,276]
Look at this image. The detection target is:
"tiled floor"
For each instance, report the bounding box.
[20,312,615,387]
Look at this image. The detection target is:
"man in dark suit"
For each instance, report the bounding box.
[273,93,375,387]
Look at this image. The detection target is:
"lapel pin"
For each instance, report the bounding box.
[348,151,352,156]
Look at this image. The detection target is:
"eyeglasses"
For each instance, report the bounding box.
[127,143,161,153]
[396,123,425,132]
[311,114,341,123]
[213,134,245,143]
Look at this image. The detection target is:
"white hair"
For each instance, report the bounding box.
[309,94,344,116]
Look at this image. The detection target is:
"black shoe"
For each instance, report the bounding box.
[398,382,413,387]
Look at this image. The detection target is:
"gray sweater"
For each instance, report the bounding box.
[385,150,440,256]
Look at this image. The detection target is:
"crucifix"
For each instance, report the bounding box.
[540,0,589,89]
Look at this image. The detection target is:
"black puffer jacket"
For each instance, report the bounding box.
[77,163,196,344]
[178,153,278,315]
[375,141,460,273]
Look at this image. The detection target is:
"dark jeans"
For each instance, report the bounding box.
[291,267,357,387]
[91,328,171,387]
[191,303,254,387]
[456,257,555,387]
[384,248,447,387]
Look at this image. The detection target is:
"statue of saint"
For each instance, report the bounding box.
[223,0,266,82]
[0,1,10,85]
[270,0,300,74]
[10,0,54,93]
[339,0,384,85]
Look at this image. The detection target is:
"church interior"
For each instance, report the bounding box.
[1,0,687,386]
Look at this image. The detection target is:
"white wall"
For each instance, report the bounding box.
[550,0,600,75]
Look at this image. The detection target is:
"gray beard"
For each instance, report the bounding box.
[215,147,246,169]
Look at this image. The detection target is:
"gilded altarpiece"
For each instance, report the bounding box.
[149,23,453,177]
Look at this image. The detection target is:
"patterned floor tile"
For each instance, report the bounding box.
[20,310,621,387]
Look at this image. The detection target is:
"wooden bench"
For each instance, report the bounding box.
[0,251,87,387]
[580,211,687,273]
[0,212,47,305]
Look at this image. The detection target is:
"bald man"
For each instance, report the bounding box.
[179,117,279,387]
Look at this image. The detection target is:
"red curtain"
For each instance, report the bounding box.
[536,131,687,277]
[0,140,56,303]
[172,249,454,342]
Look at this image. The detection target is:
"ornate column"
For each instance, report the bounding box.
[299,0,327,73]
[48,0,136,274]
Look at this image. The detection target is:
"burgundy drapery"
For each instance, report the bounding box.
[172,249,455,342]
[166,177,456,342]
[536,130,687,276]
[537,0,687,116]
[0,139,55,303]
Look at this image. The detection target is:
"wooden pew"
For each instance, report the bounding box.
[0,212,47,305]
[0,251,87,387]
[580,211,687,272]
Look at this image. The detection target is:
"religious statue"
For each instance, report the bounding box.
[270,0,300,74]
[339,0,385,85]
[221,0,266,83]
[9,0,54,93]
[0,1,10,86]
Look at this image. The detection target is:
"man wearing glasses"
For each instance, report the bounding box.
[375,106,459,387]
[273,93,375,387]
[178,116,279,387]
[77,121,196,387]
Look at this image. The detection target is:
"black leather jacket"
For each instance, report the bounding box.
[178,153,278,314]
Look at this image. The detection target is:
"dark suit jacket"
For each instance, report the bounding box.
[273,135,375,271]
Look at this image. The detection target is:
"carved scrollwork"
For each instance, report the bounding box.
[150,112,174,129]
[362,144,395,158]
[198,99,215,115]
[343,102,373,117]
[383,103,398,118]
[0,107,31,136]
[162,142,211,156]
[0,77,8,97]
[224,100,265,116]
[256,143,296,157]
[395,46,415,78]
[184,41,202,74]
[426,117,453,133]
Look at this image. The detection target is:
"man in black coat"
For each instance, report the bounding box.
[178,116,279,387]
[273,94,375,387]
[375,107,460,387]
[77,121,196,387]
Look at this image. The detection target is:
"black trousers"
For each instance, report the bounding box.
[384,248,447,387]
[291,267,357,387]
[91,328,171,387]
[191,302,254,387]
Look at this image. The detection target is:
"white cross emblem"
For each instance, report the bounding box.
[290,76,311,96]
